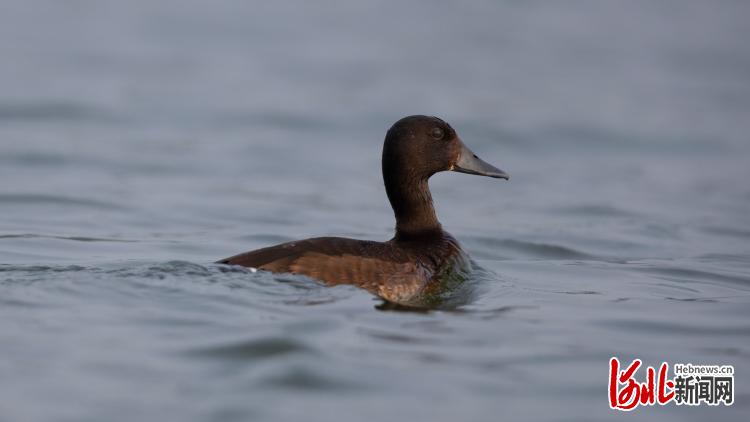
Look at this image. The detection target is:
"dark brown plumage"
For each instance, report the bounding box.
[218,115,508,306]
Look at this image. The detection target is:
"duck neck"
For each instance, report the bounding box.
[384,173,442,239]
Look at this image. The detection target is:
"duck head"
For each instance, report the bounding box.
[382,115,508,236]
[382,115,509,181]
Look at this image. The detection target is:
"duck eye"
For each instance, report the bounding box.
[430,127,445,140]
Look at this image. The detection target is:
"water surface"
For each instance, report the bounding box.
[1,1,749,421]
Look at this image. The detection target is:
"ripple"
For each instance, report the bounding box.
[693,253,750,263]
[702,225,750,239]
[0,193,128,210]
[374,301,434,312]
[207,110,333,131]
[556,204,638,218]
[520,287,602,295]
[0,261,256,290]
[0,152,69,166]
[0,102,113,122]
[187,337,314,360]
[470,237,596,260]
[0,233,138,242]
[233,233,293,244]
[664,297,719,303]
[356,327,439,345]
[634,265,750,289]
[598,319,750,336]
[0,297,46,308]
[260,366,365,391]
[449,305,538,320]
[0,264,88,273]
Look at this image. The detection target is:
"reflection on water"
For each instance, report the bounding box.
[1,0,750,421]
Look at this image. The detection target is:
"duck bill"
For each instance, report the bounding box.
[452,141,509,180]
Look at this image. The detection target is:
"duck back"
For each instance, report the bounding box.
[219,232,471,305]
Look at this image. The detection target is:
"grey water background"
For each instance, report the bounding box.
[1,1,749,421]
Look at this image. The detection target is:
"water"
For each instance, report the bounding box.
[1,1,750,421]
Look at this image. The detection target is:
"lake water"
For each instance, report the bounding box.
[1,1,749,421]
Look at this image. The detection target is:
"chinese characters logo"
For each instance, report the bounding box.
[609,358,734,411]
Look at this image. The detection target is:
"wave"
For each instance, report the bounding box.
[0,193,128,210]
[468,236,596,260]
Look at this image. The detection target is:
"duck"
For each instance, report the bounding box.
[218,115,508,307]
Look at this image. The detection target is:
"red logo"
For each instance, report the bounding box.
[609,358,675,410]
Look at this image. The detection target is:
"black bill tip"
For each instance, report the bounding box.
[452,143,509,180]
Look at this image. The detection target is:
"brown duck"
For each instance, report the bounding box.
[218,115,508,307]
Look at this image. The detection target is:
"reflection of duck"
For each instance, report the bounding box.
[218,115,509,306]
